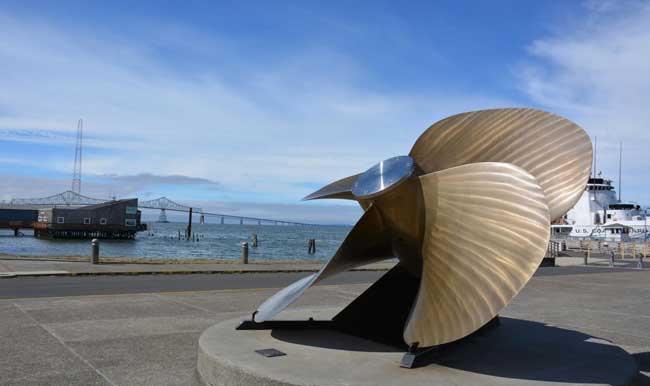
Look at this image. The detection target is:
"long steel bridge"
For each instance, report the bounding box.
[3,191,311,226]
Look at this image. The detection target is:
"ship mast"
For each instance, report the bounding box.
[618,141,622,202]
[593,136,597,178]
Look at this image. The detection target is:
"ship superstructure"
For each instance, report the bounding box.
[552,177,648,241]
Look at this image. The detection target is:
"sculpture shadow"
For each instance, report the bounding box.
[271,328,402,353]
[271,317,638,384]
[634,352,650,372]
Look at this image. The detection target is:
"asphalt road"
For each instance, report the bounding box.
[0,271,384,299]
[0,265,646,299]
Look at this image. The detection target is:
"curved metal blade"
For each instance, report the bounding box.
[403,162,550,347]
[302,173,361,201]
[254,204,393,322]
[409,108,592,221]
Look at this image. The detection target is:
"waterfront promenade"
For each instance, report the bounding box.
[0,257,394,278]
[3,264,650,385]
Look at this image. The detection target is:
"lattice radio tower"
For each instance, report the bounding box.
[71,119,83,194]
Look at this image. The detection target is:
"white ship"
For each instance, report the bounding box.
[552,176,648,241]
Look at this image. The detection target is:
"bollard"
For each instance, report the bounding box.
[620,242,625,259]
[241,242,249,264]
[91,239,100,264]
[252,233,258,248]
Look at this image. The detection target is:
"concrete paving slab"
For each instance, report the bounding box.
[99,362,203,386]
[2,369,112,386]
[43,315,225,342]
[0,303,37,330]
[68,332,202,386]
[157,284,366,316]
[0,324,105,384]
[18,294,208,324]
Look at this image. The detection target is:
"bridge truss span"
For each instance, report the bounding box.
[9,190,107,207]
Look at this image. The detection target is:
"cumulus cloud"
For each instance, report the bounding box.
[100,173,220,188]
[0,173,218,202]
[518,0,650,204]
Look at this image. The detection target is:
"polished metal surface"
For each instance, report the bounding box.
[351,156,414,199]
[302,173,361,201]
[254,204,392,322]
[403,162,550,347]
[253,107,592,350]
[409,108,592,221]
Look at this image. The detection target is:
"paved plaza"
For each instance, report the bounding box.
[2,266,650,385]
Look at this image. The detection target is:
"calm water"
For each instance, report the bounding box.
[0,223,352,262]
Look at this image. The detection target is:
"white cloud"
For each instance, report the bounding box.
[518,1,650,205]
[0,11,513,209]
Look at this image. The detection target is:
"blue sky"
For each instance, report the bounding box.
[1,1,649,223]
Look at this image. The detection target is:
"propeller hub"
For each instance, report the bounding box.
[352,155,415,199]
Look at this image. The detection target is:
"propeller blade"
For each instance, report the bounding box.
[254,204,393,322]
[302,173,361,201]
[403,162,550,347]
[409,108,592,221]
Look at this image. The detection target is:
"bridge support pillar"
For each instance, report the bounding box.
[187,208,193,240]
[240,218,243,225]
[158,209,168,223]
[221,217,224,225]
[13,228,19,237]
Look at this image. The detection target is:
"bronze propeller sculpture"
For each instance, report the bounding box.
[244,108,592,360]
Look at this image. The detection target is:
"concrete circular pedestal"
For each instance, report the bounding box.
[197,308,638,386]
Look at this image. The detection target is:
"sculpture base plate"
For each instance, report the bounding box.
[198,308,638,386]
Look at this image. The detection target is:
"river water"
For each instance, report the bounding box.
[0,222,352,262]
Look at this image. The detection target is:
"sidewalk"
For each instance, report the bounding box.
[0,257,396,278]
[2,254,646,278]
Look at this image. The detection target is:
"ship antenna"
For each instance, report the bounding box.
[618,141,623,202]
